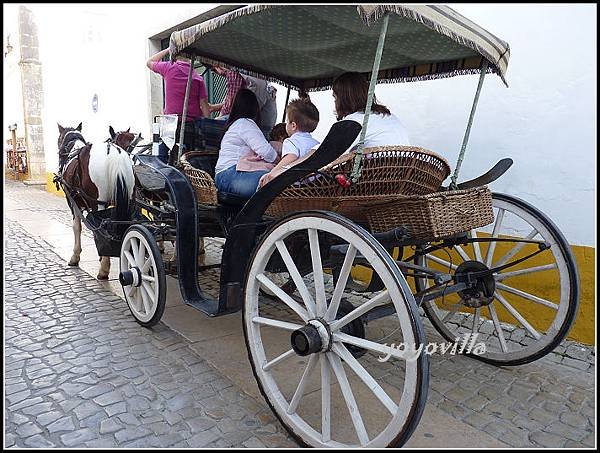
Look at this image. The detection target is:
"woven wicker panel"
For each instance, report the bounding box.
[180,153,218,205]
[365,186,494,238]
[266,146,450,218]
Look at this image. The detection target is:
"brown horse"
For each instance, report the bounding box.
[56,123,138,279]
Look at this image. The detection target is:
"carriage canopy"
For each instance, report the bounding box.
[169,4,510,91]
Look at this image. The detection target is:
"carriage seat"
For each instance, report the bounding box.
[134,164,167,192]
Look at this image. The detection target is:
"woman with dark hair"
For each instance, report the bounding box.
[332,72,410,149]
[214,89,279,198]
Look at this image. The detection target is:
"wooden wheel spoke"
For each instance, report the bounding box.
[494,292,542,340]
[124,250,136,268]
[488,304,509,353]
[287,354,319,415]
[326,244,357,321]
[329,290,389,332]
[263,349,296,372]
[275,240,316,318]
[333,343,397,415]
[327,354,369,446]
[496,283,559,310]
[496,264,557,281]
[493,229,539,268]
[485,208,505,266]
[320,355,331,443]
[425,254,457,271]
[257,273,309,321]
[252,316,302,331]
[308,228,327,317]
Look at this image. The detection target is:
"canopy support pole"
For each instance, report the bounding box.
[351,13,390,183]
[282,86,291,122]
[177,54,196,166]
[450,59,488,189]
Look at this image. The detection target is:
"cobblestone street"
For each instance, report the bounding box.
[5,219,296,448]
[4,180,597,448]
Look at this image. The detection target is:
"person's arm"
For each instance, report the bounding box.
[146,48,169,71]
[239,120,278,163]
[199,98,211,118]
[258,153,298,188]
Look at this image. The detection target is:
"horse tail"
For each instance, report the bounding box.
[108,147,135,222]
[112,174,130,222]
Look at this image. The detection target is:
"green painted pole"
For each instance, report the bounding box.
[177,54,195,165]
[351,13,390,183]
[450,59,489,189]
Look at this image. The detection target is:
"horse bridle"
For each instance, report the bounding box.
[58,130,88,173]
[106,132,143,154]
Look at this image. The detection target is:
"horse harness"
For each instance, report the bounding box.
[54,131,111,211]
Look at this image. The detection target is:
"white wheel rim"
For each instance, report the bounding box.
[120,229,160,323]
[245,216,422,447]
[421,197,572,362]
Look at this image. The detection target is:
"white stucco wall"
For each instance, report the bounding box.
[3,3,218,174]
[3,4,596,247]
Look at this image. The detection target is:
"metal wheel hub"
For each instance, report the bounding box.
[291,319,331,356]
[119,266,142,288]
[455,260,495,308]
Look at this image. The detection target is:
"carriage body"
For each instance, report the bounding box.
[113,5,579,448]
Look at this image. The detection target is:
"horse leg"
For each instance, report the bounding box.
[97,256,111,280]
[68,214,82,266]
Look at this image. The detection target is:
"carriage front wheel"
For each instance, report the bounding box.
[243,211,428,447]
[119,224,166,327]
[415,192,579,366]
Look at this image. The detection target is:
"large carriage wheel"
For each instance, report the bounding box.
[243,211,428,447]
[415,193,579,366]
[119,225,166,327]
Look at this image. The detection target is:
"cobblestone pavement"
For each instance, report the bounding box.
[4,181,597,448]
[5,219,296,448]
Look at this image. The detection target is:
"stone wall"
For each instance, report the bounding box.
[18,6,46,183]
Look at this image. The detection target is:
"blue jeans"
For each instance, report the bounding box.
[215,165,269,199]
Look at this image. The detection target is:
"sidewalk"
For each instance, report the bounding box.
[4,180,596,448]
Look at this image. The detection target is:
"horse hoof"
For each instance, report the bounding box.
[68,260,79,267]
[97,274,109,280]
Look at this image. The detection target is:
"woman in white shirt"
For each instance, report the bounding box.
[332,72,410,149]
[215,89,279,199]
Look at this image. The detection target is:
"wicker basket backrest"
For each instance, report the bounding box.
[277,145,451,199]
[180,152,218,205]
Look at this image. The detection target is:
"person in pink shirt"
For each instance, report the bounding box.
[146,49,220,163]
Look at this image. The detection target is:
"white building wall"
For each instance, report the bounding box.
[3,4,596,247]
[3,3,217,174]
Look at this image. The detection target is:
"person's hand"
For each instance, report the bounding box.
[258,173,272,188]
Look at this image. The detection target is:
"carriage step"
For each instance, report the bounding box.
[183,297,238,317]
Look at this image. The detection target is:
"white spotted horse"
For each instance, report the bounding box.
[55,123,140,279]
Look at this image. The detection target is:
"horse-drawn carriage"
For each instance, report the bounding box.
[56,5,579,447]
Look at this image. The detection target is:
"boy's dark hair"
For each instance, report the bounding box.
[286,98,319,133]
[269,123,288,142]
